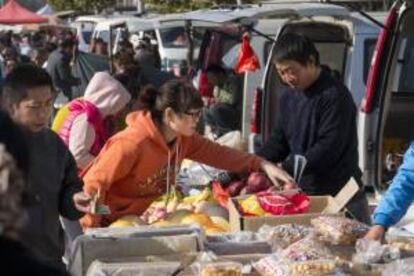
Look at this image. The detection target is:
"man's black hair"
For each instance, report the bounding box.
[272,33,320,66]
[45,42,57,53]
[206,64,227,75]
[59,38,75,49]
[2,64,54,106]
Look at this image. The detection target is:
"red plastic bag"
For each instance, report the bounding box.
[198,71,213,98]
[212,181,230,209]
[256,191,309,216]
[234,34,261,74]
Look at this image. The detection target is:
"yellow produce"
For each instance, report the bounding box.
[176,202,195,212]
[210,216,231,232]
[110,220,135,228]
[152,220,176,227]
[182,188,212,205]
[181,213,215,228]
[206,226,226,235]
[165,210,193,224]
[109,215,146,228]
[238,195,267,216]
[196,202,229,220]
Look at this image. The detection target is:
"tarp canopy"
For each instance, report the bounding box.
[0,0,48,24]
[72,51,110,98]
[36,4,55,16]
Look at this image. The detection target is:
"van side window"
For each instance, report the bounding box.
[397,37,414,92]
[364,39,377,84]
[315,42,347,81]
[144,30,156,41]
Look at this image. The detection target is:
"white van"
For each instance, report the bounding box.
[249,3,382,154]
[72,15,113,52]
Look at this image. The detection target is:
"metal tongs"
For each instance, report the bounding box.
[294,154,307,186]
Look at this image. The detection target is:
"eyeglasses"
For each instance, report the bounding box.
[184,110,202,119]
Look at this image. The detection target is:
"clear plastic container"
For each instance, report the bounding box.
[385,227,414,257]
[290,259,338,276]
[311,216,369,245]
[257,224,311,250]
[281,234,333,262]
[200,261,242,276]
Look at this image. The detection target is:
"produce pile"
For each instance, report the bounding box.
[108,172,310,235]
[110,187,231,235]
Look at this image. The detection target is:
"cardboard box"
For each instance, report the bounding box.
[69,226,204,276]
[228,178,360,232]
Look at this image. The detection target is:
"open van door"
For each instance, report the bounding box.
[359,0,414,192]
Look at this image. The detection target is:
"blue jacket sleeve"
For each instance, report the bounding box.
[373,142,414,227]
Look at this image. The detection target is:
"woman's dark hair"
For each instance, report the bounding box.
[138,79,204,123]
[114,69,142,100]
[272,33,320,66]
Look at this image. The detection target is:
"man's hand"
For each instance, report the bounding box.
[73,192,92,213]
[284,181,298,191]
[260,160,295,188]
[365,225,386,241]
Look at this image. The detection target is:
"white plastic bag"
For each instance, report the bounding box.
[353,238,400,264]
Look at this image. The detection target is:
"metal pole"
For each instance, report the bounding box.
[137,0,145,13]
[185,20,194,70]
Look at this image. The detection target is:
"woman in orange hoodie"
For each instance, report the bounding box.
[81,79,294,228]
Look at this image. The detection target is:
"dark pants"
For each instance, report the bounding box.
[345,189,371,225]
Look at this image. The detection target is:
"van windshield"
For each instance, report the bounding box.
[159,26,207,48]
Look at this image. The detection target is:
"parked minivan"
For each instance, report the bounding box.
[91,13,219,75]
[249,4,383,154]
[72,15,115,52]
[125,14,218,73]
[358,0,414,193]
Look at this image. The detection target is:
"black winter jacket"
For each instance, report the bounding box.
[258,69,361,195]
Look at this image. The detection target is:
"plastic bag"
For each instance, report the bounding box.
[238,195,268,216]
[353,238,400,264]
[252,255,290,276]
[386,228,414,255]
[381,257,414,276]
[311,216,369,245]
[212,181,230,209]
[281,234,333,262]
[257,224,311,250]
[256,191,310,216]
[290,259,339,276]
[234,34,260,74]
[200,261,242,276]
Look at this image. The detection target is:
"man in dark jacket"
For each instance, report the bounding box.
[0,111,70,276]
[46,38,80,100]
[257,33,370,224]
[1,64,92,269]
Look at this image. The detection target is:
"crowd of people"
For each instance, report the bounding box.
[1,29,414,275]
